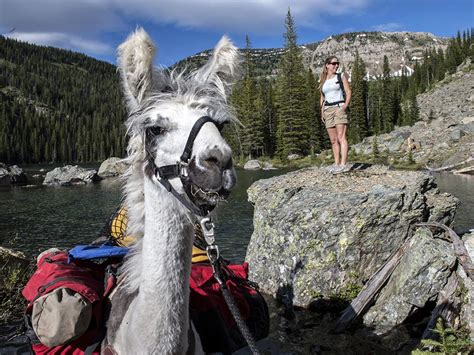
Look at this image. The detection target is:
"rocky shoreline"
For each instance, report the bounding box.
[245,165,473,351]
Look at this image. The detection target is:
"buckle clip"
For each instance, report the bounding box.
[200,216,215,245]
[178,161,188,177]
[206,245,225,285]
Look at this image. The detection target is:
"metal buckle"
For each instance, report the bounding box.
[206,244,220,263]
[200,216,215,245]
[178,161,188,177]
[206,245,225,285]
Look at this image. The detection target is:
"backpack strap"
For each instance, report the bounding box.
[336,72,346,102]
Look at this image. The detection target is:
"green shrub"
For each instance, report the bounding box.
[412,318,472,355]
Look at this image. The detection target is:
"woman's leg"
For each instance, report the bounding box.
[327,127,340,165]
[336,124,348,165]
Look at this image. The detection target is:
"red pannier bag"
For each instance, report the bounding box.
[22,249,116,355]
[189,261,270,354]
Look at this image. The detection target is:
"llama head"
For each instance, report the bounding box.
[117,28,240,217]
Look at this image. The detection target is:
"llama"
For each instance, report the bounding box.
[103,28,240,354]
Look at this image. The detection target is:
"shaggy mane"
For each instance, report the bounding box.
[118,34,240,294]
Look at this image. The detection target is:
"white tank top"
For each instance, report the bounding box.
[322,75,344,104]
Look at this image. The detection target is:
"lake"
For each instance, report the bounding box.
[0,167,472,261]
[1,166,473,353]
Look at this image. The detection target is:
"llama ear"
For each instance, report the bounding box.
[192,35,241,100]
[117,27,156,113]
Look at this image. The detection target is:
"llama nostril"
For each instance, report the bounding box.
[204,157,219,166]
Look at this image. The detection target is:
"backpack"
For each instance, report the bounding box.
[190,261,269,353]
[21,248,120,355]
[20,245,269,354]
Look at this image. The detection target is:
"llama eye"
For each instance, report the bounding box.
[148,126,163,136]
[217,122,227,132]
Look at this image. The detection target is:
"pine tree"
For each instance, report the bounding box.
[381,55,394,132]
[258,80,277,156]
[275,9,309,158]
[367,80,382,135]
[229,36,258,159]
[349,51,368,142]
[304,69,322,153]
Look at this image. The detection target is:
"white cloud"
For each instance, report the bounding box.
[114,0,371,34]
[0,0,373,57]
[372,22,404,32]
[1,0,372,37]
[7,32,113,55]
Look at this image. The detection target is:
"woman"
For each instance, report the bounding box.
[319,56,351,173]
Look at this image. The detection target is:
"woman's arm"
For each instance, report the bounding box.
[342,73,351,111]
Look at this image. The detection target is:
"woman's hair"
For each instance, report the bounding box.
[319,56,339,92]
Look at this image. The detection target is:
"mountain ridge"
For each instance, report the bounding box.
[175,30,450,77]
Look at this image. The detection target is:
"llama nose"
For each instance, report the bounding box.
[200,147,232,171]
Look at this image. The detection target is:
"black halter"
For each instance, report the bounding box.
[147,115,222,217]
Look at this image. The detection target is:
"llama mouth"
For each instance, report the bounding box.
[189,183,229,209]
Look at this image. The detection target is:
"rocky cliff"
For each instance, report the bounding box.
[245,165,463,334]
[176,31,449,77]
[305,31,449,77]
[351,62,474,168]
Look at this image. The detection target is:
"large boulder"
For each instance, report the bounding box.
[244,160,262,170]
[98,157,128,178]
[43,165,101,186]
[0,163,27,185]
[363,227,456,334]
[245,165,458,315]
[461,231,474,342]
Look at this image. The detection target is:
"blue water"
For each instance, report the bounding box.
[0,167,472,261]
[0,167,286,261]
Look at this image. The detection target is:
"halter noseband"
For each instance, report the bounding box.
[147,115,223,217]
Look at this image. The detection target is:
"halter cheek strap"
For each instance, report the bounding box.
[147,116,221,217]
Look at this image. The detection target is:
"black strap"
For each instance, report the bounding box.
[146,115,219,217]
[325,100,345,106]
[155,177,207,216]
[336,73,346,101]
[180,116,216,163]
[209,257,260,355]
[156,164,180,179]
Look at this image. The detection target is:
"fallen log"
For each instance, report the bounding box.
[425,156,473,172]
[334,226,413,332]
[421,272,459,339]
[335,222,473,333]
[453,165,474,175]
[414,222,474,281]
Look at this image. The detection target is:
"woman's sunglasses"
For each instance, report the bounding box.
[329,62,339,66]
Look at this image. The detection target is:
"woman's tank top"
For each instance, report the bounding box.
[322,75,344,104]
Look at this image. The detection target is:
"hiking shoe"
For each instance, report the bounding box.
[332,164,351,174]
[326,164,338,173]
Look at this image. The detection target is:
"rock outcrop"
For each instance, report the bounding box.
[305,32,449,77]
[0,163,27,185]
[351,63,474,168]
[181,31,449,79]
[362,227,456,334]
[244,160,262,170]
[43,165,101,186]
[245,165,460,333]
[461,231,474,342]
[98,157,128,178]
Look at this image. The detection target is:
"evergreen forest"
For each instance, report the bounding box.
[0,36,126,163]
[0,13,472,165]
[226,11,473,162]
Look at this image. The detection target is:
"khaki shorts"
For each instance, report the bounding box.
[323,106,348,128]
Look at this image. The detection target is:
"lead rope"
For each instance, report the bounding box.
[200,217,261,355]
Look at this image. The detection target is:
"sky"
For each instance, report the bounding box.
[0,0,472,67]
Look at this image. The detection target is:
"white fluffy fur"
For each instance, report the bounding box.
[108,28,240,354]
